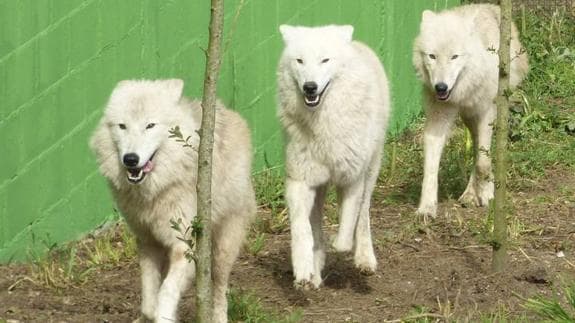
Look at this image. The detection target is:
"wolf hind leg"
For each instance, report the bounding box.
[212,214,250,323]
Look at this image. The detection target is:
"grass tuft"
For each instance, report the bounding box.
[227,289,302,323]
[521,282,575,322]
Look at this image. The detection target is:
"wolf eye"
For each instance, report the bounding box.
[118,124,126,130]
[428,54,436,60]
[296,58,303,64]
[451,54,459,60]
[146,123,156,129]
[321,58,330,63]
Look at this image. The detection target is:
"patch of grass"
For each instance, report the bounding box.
[397,304,449,323]
[29,245,93,288]
[519,281,575,322]
[227,289,302,323]
[27,222,136,289]
[253,167,289,234]
[83,227,137,267]
[247,232,266,256]
[508,9,575,189]
[474,303,529,323]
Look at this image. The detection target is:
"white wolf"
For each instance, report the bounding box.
[277,25,390,289]
[413,4,529,217]
[90,79,256,323]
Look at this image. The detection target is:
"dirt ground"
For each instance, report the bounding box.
[1,168,574,322]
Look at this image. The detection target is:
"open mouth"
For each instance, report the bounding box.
[436,90,451,101]
[303,81,331,108]
[126,152,156,184]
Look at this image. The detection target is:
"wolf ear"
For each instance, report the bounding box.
[162,79,184,102]
[279,24,296,44]
[110,80,135,99]
[421,10,436,24]
[337,25,354,43]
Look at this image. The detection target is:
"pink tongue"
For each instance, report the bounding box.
[143,160,154,173]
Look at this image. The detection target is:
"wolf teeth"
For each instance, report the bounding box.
[305,96,319,104]
[127,169,144,180]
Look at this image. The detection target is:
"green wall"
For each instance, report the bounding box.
[0,0,457,262]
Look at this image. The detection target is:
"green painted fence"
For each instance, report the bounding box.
[0,0,457,262]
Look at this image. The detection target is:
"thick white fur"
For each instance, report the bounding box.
[413,4,529,217]
[277,25,390,289]
[90,79,256,323]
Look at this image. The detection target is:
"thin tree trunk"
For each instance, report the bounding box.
[196,0,224,321]
[492,0,512,272]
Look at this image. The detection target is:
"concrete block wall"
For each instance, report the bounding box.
[0,0,457,262]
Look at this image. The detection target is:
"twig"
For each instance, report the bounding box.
[402,243,421,252]
[518,247,534,262]
[7,276,37,291]
[447,245,485,251]
[564,258,575,269]
[304,307,353,315]
[385,313,446,323]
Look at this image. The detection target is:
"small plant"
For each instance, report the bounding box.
[227,289,301,323]
[170,216,203,262]
[520,282,575,322]
[253,168,290,234]
[248,232,266,256]
[26,222,137,289]
[169,126,198,150]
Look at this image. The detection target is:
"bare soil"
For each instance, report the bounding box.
[1,169,574,322]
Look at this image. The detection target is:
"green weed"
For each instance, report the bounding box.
[508,9,575,188]
[520,281,575,322]
[248,232,266,256]
[253,167,290,234]
[27,222,136,289]
[227,289,302,323]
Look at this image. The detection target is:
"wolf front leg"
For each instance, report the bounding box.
[332,180,363,252]
[137,244,164,322]
[354,152,381,274]
[460,105,495,207]
[417,104,457,218]
[310,184,327,287]
[155,243,195,322]
[287,179,321,290]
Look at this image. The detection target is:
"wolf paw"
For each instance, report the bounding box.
[331,235,353,252]
[477,181,494,206]
[132,316,153,323]
[459,181,493,208]
[458,191,479,208]
[294,278,320,291]
[416,204,437,219]
[356,263,377,276]
[354,253,377,275]
[354,243,377,275]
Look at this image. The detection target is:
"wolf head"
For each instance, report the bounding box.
[279,24,354,110]
[413,10,481,102]
[91,79,190,187]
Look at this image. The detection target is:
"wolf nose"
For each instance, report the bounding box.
[303,82,318,95]
[435,82,448,93]
[123,153,139,167]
